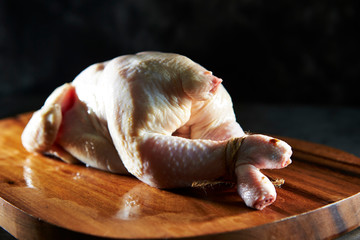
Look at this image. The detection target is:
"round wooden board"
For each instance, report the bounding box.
[0,113,359,240]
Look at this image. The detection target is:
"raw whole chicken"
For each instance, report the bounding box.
[22,52,292,210]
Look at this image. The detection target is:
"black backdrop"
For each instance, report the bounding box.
[1,0,359,116]
[1,2,360,239]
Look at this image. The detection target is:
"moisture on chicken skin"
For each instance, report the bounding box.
[21,52,292,210]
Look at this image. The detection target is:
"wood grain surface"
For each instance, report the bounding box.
[0,113,359,240]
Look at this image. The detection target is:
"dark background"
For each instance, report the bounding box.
[1,0,360,118]
[0,1,360,239]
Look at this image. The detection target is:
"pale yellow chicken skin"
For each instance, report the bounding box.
[22,52,292,210]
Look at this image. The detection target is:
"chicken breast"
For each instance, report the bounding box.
[21,52,292,210]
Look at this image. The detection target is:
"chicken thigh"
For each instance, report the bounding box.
[22,52,292,210]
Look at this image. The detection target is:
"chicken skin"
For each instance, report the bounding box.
[22,52,292,210]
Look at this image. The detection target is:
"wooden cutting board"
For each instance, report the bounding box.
[0,113,359,240]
